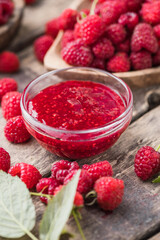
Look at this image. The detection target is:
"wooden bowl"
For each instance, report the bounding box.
[0,0,24,50]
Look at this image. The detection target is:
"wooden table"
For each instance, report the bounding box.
[1,1,160,239]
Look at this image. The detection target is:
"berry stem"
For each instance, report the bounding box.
[156,145,160,152]
[30,191,52,200]
[90,0,98,15]
[72,209,86,240]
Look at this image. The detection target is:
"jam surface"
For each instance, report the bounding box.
[28,80,125,130]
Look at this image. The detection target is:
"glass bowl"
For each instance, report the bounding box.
[21,67,133,160]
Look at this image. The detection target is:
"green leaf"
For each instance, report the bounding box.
[152,176,160,183]
[0,171,36,238]
[39,170,81,240]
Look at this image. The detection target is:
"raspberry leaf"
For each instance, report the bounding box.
[0,171,36,239]
[39,170,81,240]
[152,176,160,183]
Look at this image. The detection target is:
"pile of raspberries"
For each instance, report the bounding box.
[34,0,160,72]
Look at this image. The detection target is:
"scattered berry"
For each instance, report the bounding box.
[130,50,152,70]
[106,23,127,45]
[9,163,42,189]
[0,51,19,73]
[34,35,53,62]
[118,12,139,30]
[45,17,59,38]
[64,169,93,194]
[0,78,17,101]
[141,0,160,25]
[61,30,75,49]
[59,8,78,30]
[94,177,124,211]
[134,146,160,180]
[4,116,31,143]
[0,0,14,25]
[107,52,131,72]
[92,38,115,60]
[51,160,79,184]
[0,148,10,172]
[2,91,21,120]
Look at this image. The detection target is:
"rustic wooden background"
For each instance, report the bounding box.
[0,0,160,239]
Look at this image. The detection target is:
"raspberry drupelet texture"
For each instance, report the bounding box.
[107,52,131,72]
[141,0,160,25]
[106,23,127,45]
[9,163,42,189]
[34,35,53,62]
[118,12,139,30]
[45,17,59,38]
[94,177,124,211]
[64,169,93,194]
[154,24,160,39]
[0,51,19,73]
[0,78,17,101]
[0,147,10,172]
[116,39,130,53]
[61,30,75,49]
[59,8,78,30]
[130,50,152,70]
[134,146,160,181]
[4,116,31,143]
[51,160,79,184]
[126,0,142,12]
[2,91,21,120]
[92,38,115,60]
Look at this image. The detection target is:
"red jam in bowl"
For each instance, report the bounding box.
[25,80,132,159]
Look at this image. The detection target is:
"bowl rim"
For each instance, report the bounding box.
[21,67,133,135]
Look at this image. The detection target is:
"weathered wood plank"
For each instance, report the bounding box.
[149,233,160,240]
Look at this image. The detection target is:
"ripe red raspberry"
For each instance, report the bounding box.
[106,24,127,45]
[141,1,160,25]
[0,147,10,172]
[118,12,139,30]
[61,39,93,67]
[135,146,160,181]
[82,161,113,185]
[116,39,130,53]
[9,163,42,189]
[131,23,158,53]
[45,17,59,38]
[126,0,142,12]
[0,51,19,73]
[92,38,115,60]
[130,50,152,70]
[153,48,160,66]
[61,30,75,49]
[36,177,60,204]
[0,0,14,25]
[154,24,160,39]
[54,185,84,207]
[4,116,31,143]
[25,0,36,4]
[91,58,105,70]
[78,15,105,45]
[34,35,53,62]
[51,160,79,184]
[74,22,81,39]
[0,78,17,101]
[64,169,92,194]
[94,177,124,211]
[107,52,131,73]
[59,8,78,30]
[2,91,21,120]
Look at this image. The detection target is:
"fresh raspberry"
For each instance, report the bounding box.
[106,24,127,45]
[134,146,160,180]
[36,177,60,204]
[107,52,131,72]
[126,0,142,12]
[64,169,92,194]
[154,24,160,39]
[153,48,160,66]
[59,8,78,30]
[78,15,105,45]
[130,50,152,70]
[51,160,79,184]
[141,1,160,25]
[94,177,124,211]
[0,78,17,101]
[61,30,75,49]
[25,0,36,4]
[54,185,84,207]
[1,91,21,120]
[82,161,113,185]
[92,38,115,59]
[34,35,53,62]
[118,12,139,30]
[0,147,10,172]
[4,116,31,143]
[100,1,127,25]
[45,17,59,38]
[61,39,93,67]
[91,58,105,70]
[9,163,41,189]
[0,51,19,73]
[0,0,14,25]
[74,22,82,39]
[131,23,158,53]
[116,39,130,53]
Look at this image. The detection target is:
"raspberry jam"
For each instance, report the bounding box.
[25,80,131,159]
